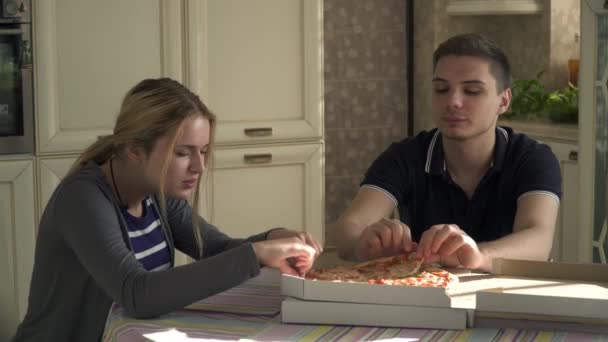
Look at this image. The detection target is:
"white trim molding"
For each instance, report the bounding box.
[446,0,543,16]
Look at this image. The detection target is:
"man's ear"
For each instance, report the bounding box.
[125,142,147,163]
[497,88,512,116]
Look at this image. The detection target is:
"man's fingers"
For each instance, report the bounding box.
[431,224,459,254]
[417,226,438,259]
[390,223,403,251]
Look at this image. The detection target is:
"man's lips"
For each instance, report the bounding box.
[442,116,467,123]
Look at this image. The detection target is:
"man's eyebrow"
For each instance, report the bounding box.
[431,77,486,85]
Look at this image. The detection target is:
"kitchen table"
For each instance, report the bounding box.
[102,269,608,342]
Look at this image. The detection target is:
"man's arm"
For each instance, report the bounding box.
[333,187,397,260]
[477,193,559,271]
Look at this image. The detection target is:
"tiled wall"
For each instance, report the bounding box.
[323,0,409,244]
[413,0,580,132]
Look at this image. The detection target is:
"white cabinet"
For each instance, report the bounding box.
[200,143,324,242]
[185,0,325,242]
[0,158,36,341]
[185,0,323,145]
[34,0,184,154]
[545,142,579,262]
[579,0,608,263]
[37,156,78,219]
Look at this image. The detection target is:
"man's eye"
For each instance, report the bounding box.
[465,89,482,95]
[434,88,448,94]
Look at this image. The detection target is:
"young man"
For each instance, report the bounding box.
[334,33,561,272]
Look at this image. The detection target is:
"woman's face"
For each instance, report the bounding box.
[143,115,211,200]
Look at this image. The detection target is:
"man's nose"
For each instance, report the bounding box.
[446,91,464,109]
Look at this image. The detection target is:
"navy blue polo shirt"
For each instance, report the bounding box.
[361,126,562,243]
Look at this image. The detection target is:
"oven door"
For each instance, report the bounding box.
[0,23,33,154]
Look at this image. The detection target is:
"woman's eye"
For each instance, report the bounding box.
[176,151,189,157]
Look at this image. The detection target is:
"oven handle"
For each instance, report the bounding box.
[0,29,23,35]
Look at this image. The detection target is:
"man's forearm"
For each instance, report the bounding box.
[478,226,553,272]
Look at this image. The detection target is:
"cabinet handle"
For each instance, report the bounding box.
[244,153,272,164]
[244,127,273,137]
[569,150,578,161]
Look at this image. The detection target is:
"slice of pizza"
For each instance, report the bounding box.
[304,253,459,289]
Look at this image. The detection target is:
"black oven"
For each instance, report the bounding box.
[0,0,33,154]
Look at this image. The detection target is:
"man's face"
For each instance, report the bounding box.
[432,55,511,141]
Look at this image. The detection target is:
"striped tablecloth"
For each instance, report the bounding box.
[103,268,608,342]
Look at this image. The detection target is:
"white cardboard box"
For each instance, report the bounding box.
[281,297,470,330]
[475,259,608,322]
[281,274,452,308]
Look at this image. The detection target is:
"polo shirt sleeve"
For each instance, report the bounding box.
[514,144,562,203]
[360,142,410,207]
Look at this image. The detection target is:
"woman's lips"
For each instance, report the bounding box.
[182,179,197,188]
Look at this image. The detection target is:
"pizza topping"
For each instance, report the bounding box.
[304,253,458,288]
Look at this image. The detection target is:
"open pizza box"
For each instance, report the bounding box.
[472,259,608,330]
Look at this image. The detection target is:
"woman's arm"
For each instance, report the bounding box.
[58,181,261,319]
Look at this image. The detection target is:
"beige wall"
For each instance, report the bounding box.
[413,0,580,132]
[323,0,409,242]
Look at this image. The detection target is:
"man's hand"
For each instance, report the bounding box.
[357,218,416,260]
[266,228,323,258]
[417,224,485,269]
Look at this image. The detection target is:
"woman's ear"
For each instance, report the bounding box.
[125,142,147,164]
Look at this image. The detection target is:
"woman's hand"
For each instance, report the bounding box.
[252,237,316,276]
[266,228,323,258]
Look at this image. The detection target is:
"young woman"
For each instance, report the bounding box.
[12,78,322,341]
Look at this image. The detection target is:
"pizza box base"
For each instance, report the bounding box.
[474,311,608,334]
[281,296,471,330]
[473,259,608,321]
[281,273,453,308]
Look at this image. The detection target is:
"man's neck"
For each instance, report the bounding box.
[442,128,496,192]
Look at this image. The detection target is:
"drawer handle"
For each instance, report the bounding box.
[244,153,272,164]
[569,150,578,161]
[244,127,273,137]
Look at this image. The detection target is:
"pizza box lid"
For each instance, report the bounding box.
[280,296,471,330]
[474,259,608,320]
[281,273,453,308]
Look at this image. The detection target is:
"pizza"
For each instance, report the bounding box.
[305,253,458,289]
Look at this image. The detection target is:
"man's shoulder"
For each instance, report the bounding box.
[500,126,559,170]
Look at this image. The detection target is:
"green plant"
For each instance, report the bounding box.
[505,71,548,120]
[504,71,578,124]
[546,83,578,124]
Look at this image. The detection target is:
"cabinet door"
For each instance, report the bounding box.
[0,159,36,340]
[547,142,579,262]
[200,143,324,243]
[37,156,78,220]
[34,0,184,154]
[185,0,323,144]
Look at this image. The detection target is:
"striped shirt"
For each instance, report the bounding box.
[121,197,171,271]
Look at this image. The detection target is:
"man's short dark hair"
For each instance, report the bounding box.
[433,33,511,92]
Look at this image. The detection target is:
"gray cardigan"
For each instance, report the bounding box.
[12,162,268,341]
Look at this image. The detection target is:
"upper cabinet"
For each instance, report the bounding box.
[184,0,323,145]
[34,0,185,154]
[446,0,543,15]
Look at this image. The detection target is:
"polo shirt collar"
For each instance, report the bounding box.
[424,126,510,176]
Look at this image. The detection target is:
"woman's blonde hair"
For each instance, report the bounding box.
[69,78,216,258]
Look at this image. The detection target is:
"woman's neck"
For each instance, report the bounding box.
[105,158,146,217]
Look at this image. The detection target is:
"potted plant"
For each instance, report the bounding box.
[546,83,578,124]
